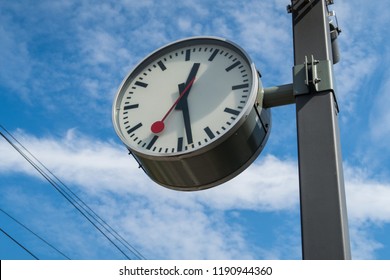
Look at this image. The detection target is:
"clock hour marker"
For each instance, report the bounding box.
[114,39,259,160]
[224,107,240,116]
[177,137,183,152]
[225,61,241,72]
[204,126,215,140]
[135,81,148,88]
[185,49,191,61]
[157,60,166,71]
[127,123,142,134]
[232,83,249,90]
[123,104,139,110]
[208,49,219,61]
[146,135,159,150]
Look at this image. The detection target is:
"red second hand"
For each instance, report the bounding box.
[151,77,196,134]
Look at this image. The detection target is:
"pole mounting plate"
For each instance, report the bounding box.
[293,55,335,96]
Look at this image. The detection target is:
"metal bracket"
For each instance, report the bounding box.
[293,55,335,96]
[261,83,294,108]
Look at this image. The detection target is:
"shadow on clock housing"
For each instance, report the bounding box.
[130,105,271,191]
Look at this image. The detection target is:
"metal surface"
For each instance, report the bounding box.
[113,37,272,191]
[291,0,351,259]
[262,84,295,108]
[134,105,271,191]
[293,56,335,95]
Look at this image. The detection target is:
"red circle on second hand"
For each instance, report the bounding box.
[151,121,165,134]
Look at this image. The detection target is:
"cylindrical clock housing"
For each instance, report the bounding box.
[112,37,271,191]
[132,102,270,191]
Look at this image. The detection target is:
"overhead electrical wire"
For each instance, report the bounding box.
[0,125,146,260]
[0,208,71,260]
[17,147,146,260]
[0,226,39,260]
[0,126,145,260]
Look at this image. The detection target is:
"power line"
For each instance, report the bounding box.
[0,208,71,259]
[0,125,146,260]
[0,227,39,260]
[0,128,140,259]
[0,128,138,259]
[14,141,146,260]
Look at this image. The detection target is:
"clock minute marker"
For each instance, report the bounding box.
[208,49,219,61]
[124,104,139,110]
[204,126,215,140]
[225,61,241,72]
[135,81,148,88]
[112,37,270,191]
[177,137,184,152]
[157,60,166,71]
[127,123,142,134]
[146,135,159,150]
[232,83,249,90]
[185,49,191,61]
[224,107,240,116]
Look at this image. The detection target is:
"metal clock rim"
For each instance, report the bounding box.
[112,36,259,159]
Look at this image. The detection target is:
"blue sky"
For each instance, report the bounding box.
[1,0,390,260]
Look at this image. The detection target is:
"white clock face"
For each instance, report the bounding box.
[113,38,257,156]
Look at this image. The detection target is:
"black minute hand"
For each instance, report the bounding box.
[184,63,200,88]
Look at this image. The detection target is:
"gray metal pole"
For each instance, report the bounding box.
[290,0,351,259]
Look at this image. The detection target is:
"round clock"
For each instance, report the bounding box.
[113,36,271,191]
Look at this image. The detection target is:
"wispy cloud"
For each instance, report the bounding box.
[0,129,298,259]
[2,0,390,260]
[2,129,390,259]
[369,70,390,146]
[333,0,388,115]
[345,164,390,224]
[0,20,32,99]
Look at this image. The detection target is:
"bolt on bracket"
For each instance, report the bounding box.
[293,55,335,96]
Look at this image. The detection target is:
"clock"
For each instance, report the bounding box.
[113,36,271,191]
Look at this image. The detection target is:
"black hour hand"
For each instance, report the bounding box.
[176,83,193,144]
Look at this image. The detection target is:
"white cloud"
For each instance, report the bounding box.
[2,129,390,259]
[2,0,390,260]
[334,47,378,113]
[197,155,299,211]
[0,129,299,259]
[369,69,390,144]
[0,19,32,97]
[116,201,255,259]
[230,1,291,72]
[343,163,390,259]
[345,164,390,224]
[1,129,300,211]
[349,226,383,260]
[332,0,388,116]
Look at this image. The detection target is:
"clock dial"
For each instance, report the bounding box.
[112,37,271,190]
[114,38,256,156]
